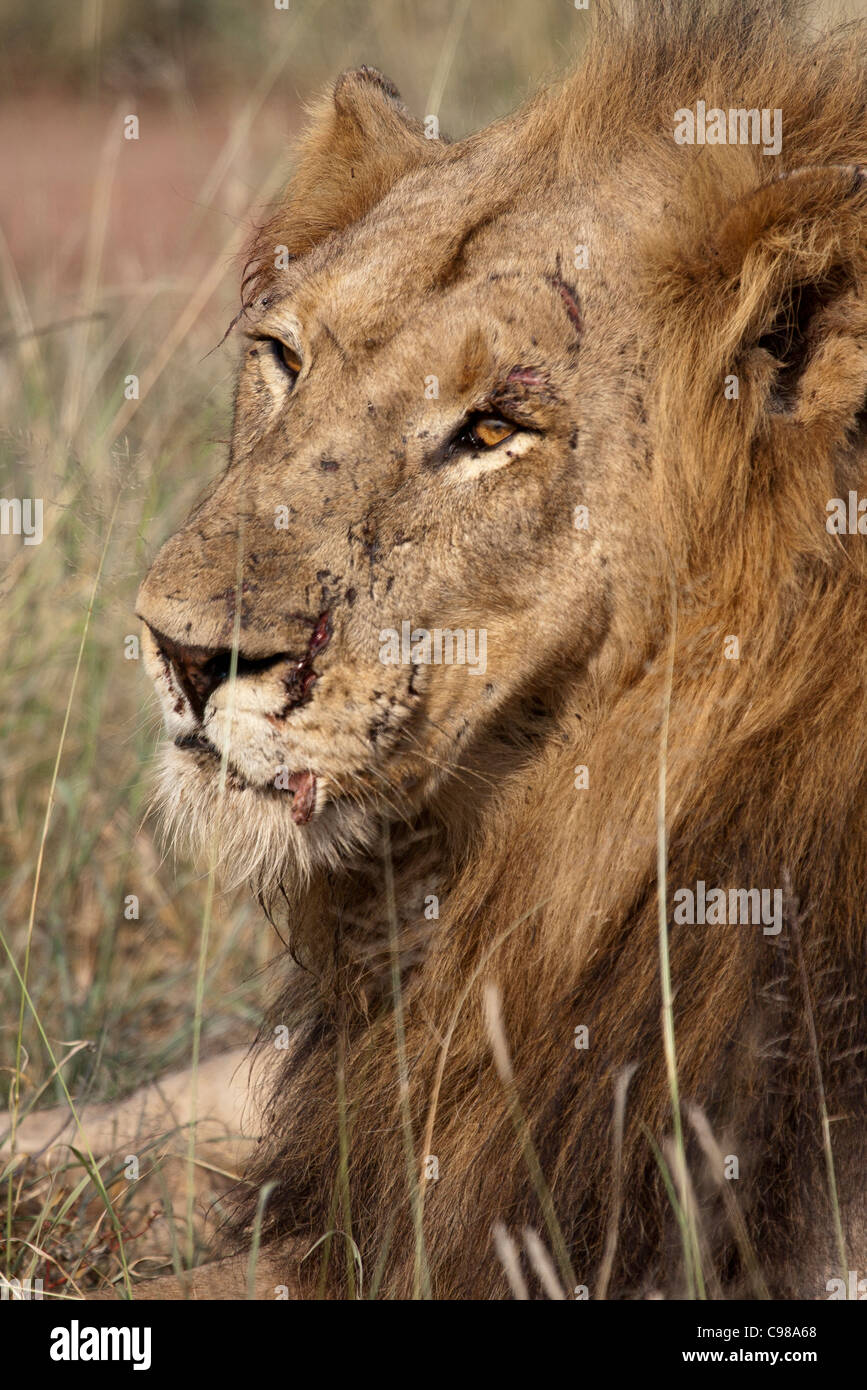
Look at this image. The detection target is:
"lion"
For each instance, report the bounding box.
[6,0,867,1299]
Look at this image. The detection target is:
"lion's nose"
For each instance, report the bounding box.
[148,628,233,722]
[145,611,333,723]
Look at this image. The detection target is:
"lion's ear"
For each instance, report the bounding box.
[252,67,442,270]
[711,164,867,430]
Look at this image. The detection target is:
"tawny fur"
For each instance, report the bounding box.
[133,0,867,1298]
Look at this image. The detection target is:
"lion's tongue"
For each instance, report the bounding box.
[287,771,317,825]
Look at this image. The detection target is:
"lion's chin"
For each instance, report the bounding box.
[151,743,379,892]
[173,733,320,825]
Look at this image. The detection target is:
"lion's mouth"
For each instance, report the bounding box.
[174,732,219,757]
[173,734,318,824]
[283,769,318,824]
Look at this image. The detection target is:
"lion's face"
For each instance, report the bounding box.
[136,73,649,881]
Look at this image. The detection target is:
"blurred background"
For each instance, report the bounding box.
[0,0,584,1287]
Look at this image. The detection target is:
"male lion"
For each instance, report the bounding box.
[8,0,867,1299]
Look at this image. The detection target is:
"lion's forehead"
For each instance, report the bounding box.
[253,176,604,362]
[263,259,593,389]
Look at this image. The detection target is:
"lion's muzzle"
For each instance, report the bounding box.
[139,614,333,824]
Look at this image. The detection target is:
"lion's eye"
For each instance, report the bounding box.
[462,414,517,450]
[271,339,302,381]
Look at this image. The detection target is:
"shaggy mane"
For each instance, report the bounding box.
[226,0,867,1298]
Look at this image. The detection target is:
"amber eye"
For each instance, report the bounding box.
[466,415,516,449]
[273,340,302,379]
